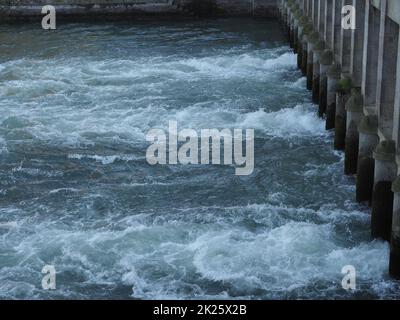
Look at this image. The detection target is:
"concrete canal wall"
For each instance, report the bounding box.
[0,0,278,19]
[279,0,400,279]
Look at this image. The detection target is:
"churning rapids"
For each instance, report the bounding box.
[0,19,399,299]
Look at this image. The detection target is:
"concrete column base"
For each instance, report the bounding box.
[289,23,294,48]
[356,115,379,203]
[371,140,397,241]
[301,42,308,75]
[344,88,363,175]
[389,233,400,279]
[312,42,324,104]
[334,77,351,150]
[293,25,299,54]
[306,52,313,90]
[326,65,341,130]
[390,178,400,279]
[298,19,310,76]
[297,43,302,69]
[319,50,333,118]
[306,33,319,91]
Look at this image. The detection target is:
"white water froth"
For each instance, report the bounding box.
[239,104,327,138]
[0,50,304,147]
[68,153,142,165]
[179,51,297,79]
[285,76,307,89]
[1,30,396,300]
[0,202,392,299]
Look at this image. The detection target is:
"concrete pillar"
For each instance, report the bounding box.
[326,64,341,130]
[334,76,351,150]
[337,1,353,147]
[390,177,400,279]
[301,23,313,75]
[305,0,311,17]
[376,1,399,139]
[324,0,333,49]
[340,0,353,74]
[297,28,302,70]
[318,0,325,37]
[393,20,400,151]
[289,5,295,48]
[286,1,293,46]
[371,140,397,241]
[344,88,363,175]
[313,0,318,30]
[332,0,342,61]
[350,0,366,87]
[362,3,381,109]
[342,0,366,175]
[319,49,333,117]
[301,41,308,75]
[297,14,307,69]
[307,32,319,90]
[300,2,308,16]
[312,40,325,104]
[293,8,299,54]
[302,0,306,12]
[356,115,379,203]
[281,1,288,33]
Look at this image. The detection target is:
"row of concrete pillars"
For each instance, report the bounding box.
[279,0,400,279]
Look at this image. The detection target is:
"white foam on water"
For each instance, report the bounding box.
[0,200,395,300]
[239,104,327,138]
[11,165,63,177]
[49,188,80,194]
[0,48,303,149]
[0,221,19,229]
[285,77,307,89]
[1,25,398,300]
[188,224,388,288]
[68,153,142,165]
[179,51,297,79]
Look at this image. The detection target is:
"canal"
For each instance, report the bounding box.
[0,18,397,299]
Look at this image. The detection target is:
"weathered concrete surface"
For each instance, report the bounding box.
[0,0,278,20]
[0,0,184,20]
[281,0,400,279]
[180,0,278,16]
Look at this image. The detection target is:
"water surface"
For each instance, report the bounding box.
[0,19,398,299]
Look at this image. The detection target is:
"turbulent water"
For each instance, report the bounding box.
[0,19,399,299]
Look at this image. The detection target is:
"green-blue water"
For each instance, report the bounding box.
[0,19,398,299]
